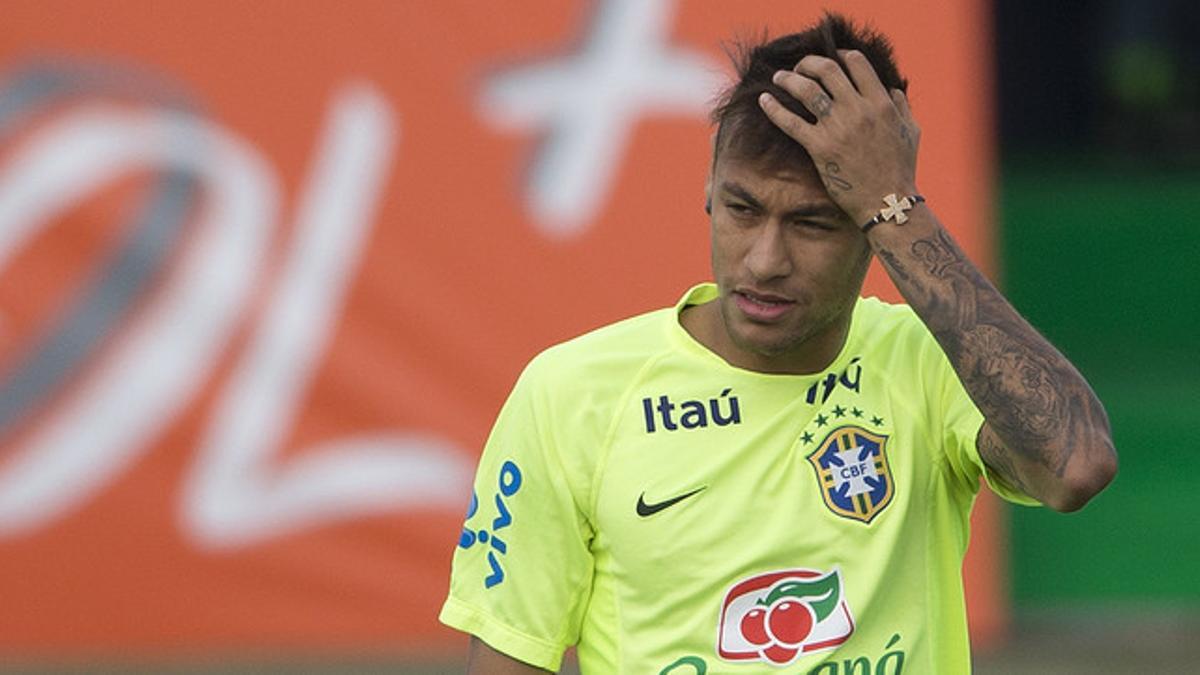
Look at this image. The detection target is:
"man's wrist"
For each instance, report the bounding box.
[863,202,937,250]
[840,184,920,226]
[859,193,925,233]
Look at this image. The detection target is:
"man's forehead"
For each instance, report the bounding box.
[714,157,834,204]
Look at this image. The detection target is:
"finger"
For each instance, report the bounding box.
[757,92,816,145]
[771,70,834,120]
[890,88,913,122]
[792,54,857,102]
[837,49,890,102]
[890,89,920,150]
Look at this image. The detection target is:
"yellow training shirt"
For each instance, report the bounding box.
[440,283,1035,674]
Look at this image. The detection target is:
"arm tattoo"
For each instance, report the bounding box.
[875,249,910,282]
[912,230,1067,472]
[977,424,1032,494]
[877,228,1111,489]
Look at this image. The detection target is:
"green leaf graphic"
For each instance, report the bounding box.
[759,570,841,622]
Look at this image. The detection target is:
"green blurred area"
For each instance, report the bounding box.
[999,156,1200,607]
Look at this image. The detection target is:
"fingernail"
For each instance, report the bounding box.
[772,70,785,84]
[758,92,773,106]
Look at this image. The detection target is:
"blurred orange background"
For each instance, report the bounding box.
[0,0,999,662]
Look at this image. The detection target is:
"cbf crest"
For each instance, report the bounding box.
[807,426,893,523]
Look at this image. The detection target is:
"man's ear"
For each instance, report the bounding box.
[705,132,716,215]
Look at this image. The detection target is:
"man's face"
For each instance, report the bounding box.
[706,155,871,371]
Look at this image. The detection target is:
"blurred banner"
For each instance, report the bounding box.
[0,0,998,661]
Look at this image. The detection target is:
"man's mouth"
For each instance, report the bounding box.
[732,289,796,322]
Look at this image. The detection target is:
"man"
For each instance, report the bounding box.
[440,13,1116,674]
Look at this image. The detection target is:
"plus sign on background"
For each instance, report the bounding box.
[479,0,722,236]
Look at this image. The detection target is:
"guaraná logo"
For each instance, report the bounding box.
[716,568,854,667]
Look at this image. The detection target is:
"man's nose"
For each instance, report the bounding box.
[744,221,793,281]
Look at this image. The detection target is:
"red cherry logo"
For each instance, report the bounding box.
[761,642,799,665]
[766,599,816,647]
[739,607,770,646]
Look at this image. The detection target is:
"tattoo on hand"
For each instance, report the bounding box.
[810,92,833,118]
[820,161,853,195]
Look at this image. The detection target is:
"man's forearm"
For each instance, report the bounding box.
[869,208,1117,510]
[755,49,1115,508]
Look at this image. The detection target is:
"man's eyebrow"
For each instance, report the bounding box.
[719,181,763,208]
[719,180,844,221]
[782,203,844,221]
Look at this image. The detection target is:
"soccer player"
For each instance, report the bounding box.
[440,13,1117,674]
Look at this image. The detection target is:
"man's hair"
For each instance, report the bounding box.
[711,12,908,171]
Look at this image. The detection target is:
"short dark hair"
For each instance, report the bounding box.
[711,12,908,170]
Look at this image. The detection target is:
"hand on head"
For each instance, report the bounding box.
[758,50,920,226]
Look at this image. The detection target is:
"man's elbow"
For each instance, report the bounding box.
[1045,436,1118,513]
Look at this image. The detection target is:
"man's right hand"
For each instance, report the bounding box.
[467,637,551,674]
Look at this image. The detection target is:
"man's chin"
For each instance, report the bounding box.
[719,300,802,353]
[728,323,806,359]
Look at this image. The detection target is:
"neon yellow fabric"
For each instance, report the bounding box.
[440,283,1037,673]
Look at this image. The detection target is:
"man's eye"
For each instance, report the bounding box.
[794,219,836,231]
[726,203,752,215]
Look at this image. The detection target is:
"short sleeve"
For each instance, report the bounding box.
[935,349,1041,506]
[439,358,595,672]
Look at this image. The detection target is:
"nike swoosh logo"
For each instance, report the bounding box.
[636,486,706,517]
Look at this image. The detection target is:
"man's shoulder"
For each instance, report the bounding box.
[853,296,964,400]
[853,296,943,362]
[509,305,678,445]
[525,305,677,384]
[855,296,927,338]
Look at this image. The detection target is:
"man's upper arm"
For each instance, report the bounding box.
[929,334,1041,506]
[468,636,551,674]
[975,421,1042,505]
[440,354,596,671]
